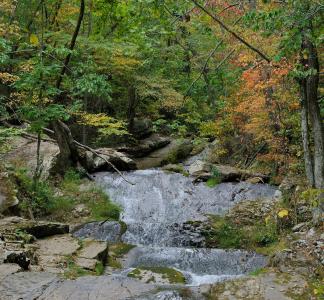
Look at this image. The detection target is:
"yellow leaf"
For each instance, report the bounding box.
[278,209,289,218]
[30,34,39,46]
[265,215,271,225]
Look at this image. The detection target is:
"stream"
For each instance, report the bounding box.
[88,169,279,290]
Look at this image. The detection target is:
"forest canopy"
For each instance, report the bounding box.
[0,0,323,187]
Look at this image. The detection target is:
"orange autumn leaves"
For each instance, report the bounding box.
[221,58,300,170]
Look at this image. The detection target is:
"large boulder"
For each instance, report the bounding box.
[161,139,194,165]
[118,134,171,158]
[187,161,269,183]
[2,137,59,179]
[78,148,137,172]
[72,221,123,243]
[131,118,153,139]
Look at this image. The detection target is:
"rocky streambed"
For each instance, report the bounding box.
[0,167,284,299]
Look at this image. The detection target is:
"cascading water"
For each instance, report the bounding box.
[87,169,279,286]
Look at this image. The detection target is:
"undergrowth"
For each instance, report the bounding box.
[14,167,121,221]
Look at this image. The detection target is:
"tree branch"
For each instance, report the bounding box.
[190,0,271,63]
[183,48,235,101]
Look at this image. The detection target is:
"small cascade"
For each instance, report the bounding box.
[94,169,278,247]
[82,168,281,288]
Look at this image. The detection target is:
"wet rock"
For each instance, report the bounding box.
[72,221,123,242]
[169,221,206,247]
[207,271,309,300]
[162,164,186,174]
[79,147,137,172]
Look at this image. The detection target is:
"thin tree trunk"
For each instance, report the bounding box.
[127,86,137,132]
[302,35,324,188]
[56,0,85,90]
[52,0,85,173]
[300,80,315,187]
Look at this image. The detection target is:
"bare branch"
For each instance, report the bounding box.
[190,0,271,63]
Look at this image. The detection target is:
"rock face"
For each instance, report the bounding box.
[79,147,137,172]
[2,137,59,179]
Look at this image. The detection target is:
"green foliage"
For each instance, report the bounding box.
[249,268,267,276]
[0,127,24,153]
[0,37,11,65]
[15,168,55,216]
[64,257,92,279]
[108,242,136,269]
[254,222,278,246]
[301,189,324,208]
[88,191,121,221]
[205,215,279,250]
[95,262,105,275]
[206,167,222,188]
[19,104,70,132]
[127,267,186,284]
[73,73,112,101]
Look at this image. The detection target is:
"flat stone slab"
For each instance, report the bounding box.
[0,271,59,300]
[36,235,80,256]
[39,275,155,300]
[75,257,98,270]
[0,263,21,280]
[78,240,108,261]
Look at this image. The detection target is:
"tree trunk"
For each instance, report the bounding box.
[51,0,85,173]
[127,86,137,132]
[300,79,315,187]
[51,120,79,174]
[301,33,324,188]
